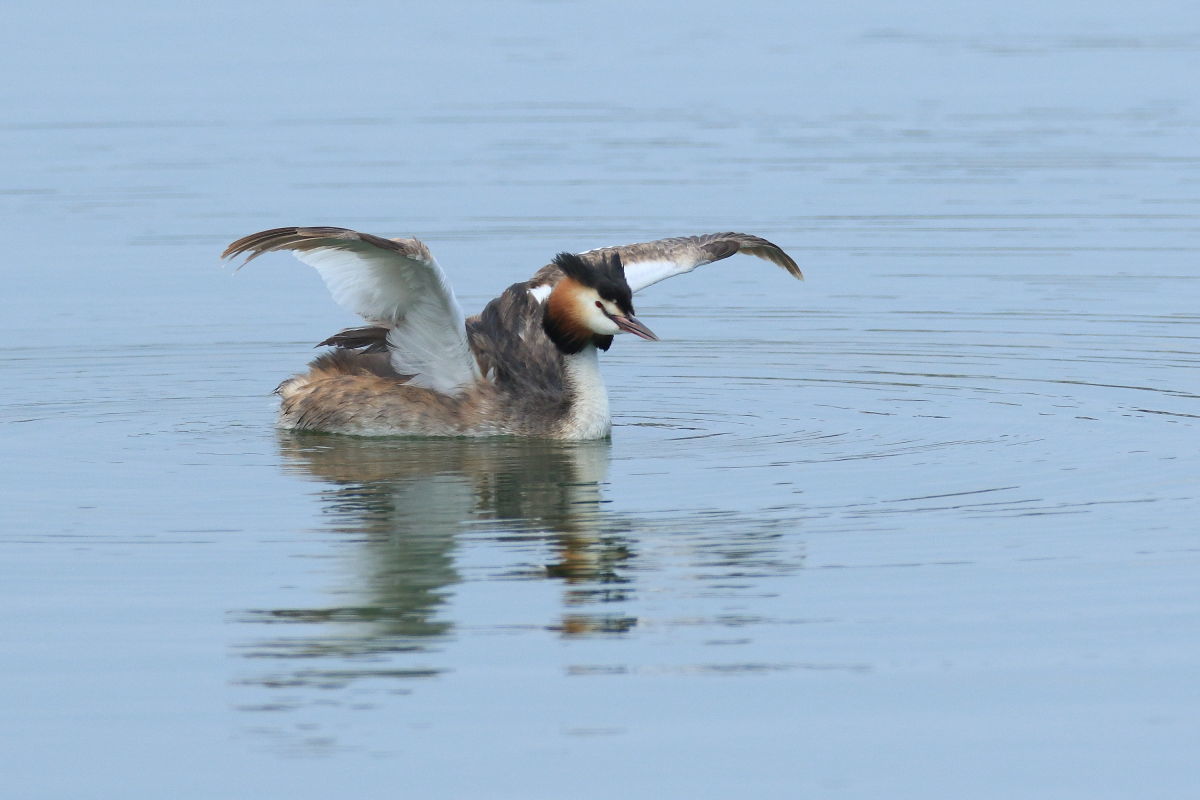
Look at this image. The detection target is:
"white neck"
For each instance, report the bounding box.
[559,345,611,440]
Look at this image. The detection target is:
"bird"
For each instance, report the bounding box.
[222,227,801,439]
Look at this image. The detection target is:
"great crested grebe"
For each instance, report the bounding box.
[223,227,801,439]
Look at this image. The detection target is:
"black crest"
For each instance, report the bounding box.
[552,251,634,315]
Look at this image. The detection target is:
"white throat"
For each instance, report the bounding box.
[560,345,611,440]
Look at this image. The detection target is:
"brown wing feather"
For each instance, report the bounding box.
[610,232,800,277]
[528,232,801,288]
[222,226,432,267]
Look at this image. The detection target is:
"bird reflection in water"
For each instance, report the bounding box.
[236,432,636,690]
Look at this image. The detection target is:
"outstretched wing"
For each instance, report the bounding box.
[570,232,801,294]
[223,226,481,395]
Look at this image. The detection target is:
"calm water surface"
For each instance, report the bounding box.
[2,2,1198,798]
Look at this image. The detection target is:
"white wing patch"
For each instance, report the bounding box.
[577,233,801,295]
[293,246,478,394]
[615,258,701,294]
[224,227,481,396]
[578,245,711,294]
[528,284,553,303]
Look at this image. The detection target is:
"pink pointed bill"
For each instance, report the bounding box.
[613,315,658,341]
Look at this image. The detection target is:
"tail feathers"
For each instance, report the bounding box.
[275,350,407,401]
[275,376,307,401]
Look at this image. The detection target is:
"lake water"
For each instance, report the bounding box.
[2,2,1198,798]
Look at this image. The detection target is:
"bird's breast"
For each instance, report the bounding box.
[558,347,611,440]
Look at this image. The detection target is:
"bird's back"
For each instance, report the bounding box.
[273,281,576,437]
[466,281,574,432]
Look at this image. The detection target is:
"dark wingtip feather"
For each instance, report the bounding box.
[221,227,306,268]
[221,226,378,269]
[694,233,802,280]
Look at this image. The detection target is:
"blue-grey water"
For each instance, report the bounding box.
[2,2,1198,798]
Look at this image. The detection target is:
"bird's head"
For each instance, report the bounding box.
[543,251,658,354]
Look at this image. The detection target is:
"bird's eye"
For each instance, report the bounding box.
[595,300,604,309]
